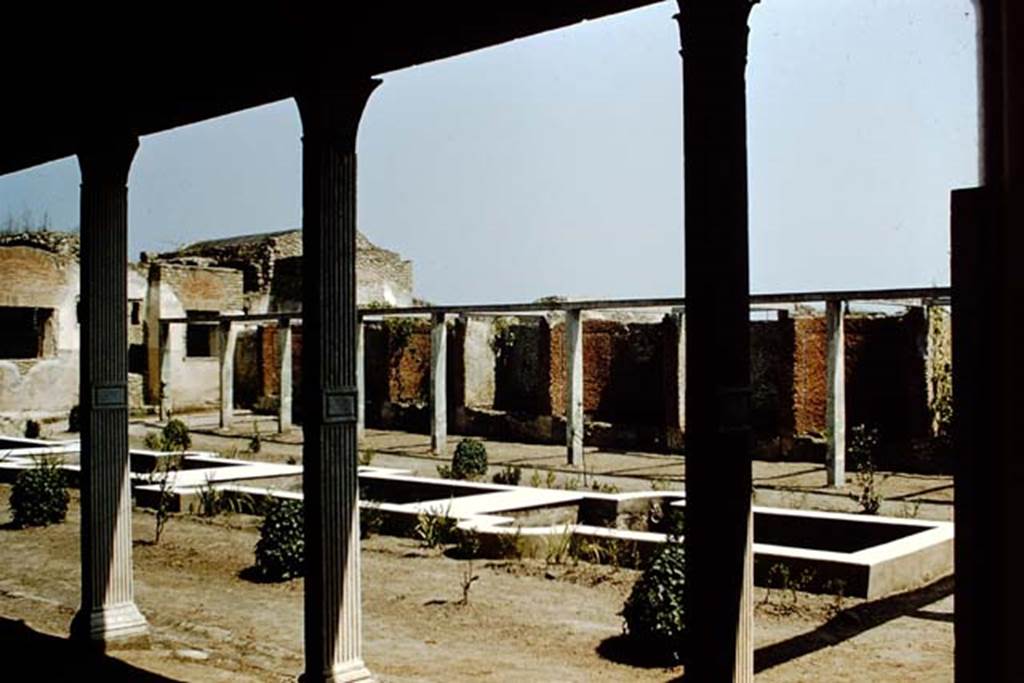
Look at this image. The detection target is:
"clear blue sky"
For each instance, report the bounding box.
[0,0,978,304]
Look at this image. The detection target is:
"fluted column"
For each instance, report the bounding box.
[219,320,238,429]
[825,300,846,486]
[296,79,379,683]
[278,318,293,434]
[70,134,149,643]
[355,319,365,443]
[430,312,447,455]
[677,1,757,680]
[564,308,584,466]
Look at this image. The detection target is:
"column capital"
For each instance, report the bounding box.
[675,0,758,63]
[77,134,139,187]
[296,78,382,149]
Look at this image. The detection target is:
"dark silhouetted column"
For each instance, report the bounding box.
[71,134,149,643]
[296,78,379,683]
[677,1,757,680]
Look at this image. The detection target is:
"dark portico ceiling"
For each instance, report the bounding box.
[1,1,659,176]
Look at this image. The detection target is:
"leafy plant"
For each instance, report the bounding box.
[193,476,254,517]
[415,502,457,549]
[435,464,453,479]
[249,421,262,454]
[149,460,177,544]
[10,457,69,527]
[492,464,522,486]
[621,541,687,663]
[451,438,488,480]
[544,525,574,565]
[528,470,543,488]
[143,431,166,451]
[68,405,80,433]
[23,420,40,439]
[358,450,375,467]
[849,424,886,515]
[760,563,816,615]
[254,498,305,581]
[162,418,191,452]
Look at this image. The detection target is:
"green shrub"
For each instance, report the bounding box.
[10,459,69,528]
[621,542,687,663]
[143,432,166,451]
[23,420,40,439]
[68,405,80,433]
[451,438,488,480]
[162,419,191,452]
[492,464,522,486]
[254,498,305,581]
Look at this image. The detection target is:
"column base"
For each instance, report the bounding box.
[300,660,375,683]
[70,602,149,644]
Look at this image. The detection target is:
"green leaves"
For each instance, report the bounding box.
[451,438,488,481]
[10,458,69,528]
[254,498,304,581]
[621,542,687,664]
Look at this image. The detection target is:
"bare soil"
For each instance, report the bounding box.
[0,484,952,682]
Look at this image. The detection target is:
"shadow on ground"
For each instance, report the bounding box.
[0,617,177,682]
[596,575,954,681]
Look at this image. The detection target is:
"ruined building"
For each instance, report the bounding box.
[0,228,415,419]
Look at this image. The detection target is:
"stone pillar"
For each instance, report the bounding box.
[296,79,379,683]
[677,1,757,680]
[158,321,173,421]
[70,134,149,643]
[277,319,293,434]
[355,319,365,443]
[664,308,686,451]
[218,320,238,430]
[430,312,447,455]
[825,300,846,486]
[564,308,584,466]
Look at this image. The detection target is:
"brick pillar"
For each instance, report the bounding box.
[565,308,584,466]
[677,1,757,680]
[219,320,238,430]
[70,134,149,643]
[296,79,379,683]
[430,312,447,455]
[825,300,846,486]
[278,319,293,433]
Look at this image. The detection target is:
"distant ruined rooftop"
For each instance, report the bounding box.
[0,230,79,258]
[151,228,412,299]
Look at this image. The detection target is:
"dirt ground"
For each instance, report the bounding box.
[0,483,952,682]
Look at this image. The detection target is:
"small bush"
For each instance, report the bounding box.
[621,542,687,664]
[10,459,69,528]
[492,464,522,486]
[255,498,305,581]
[451,438,487,480]
[143,432,166,451]
[249,421,262,454]
[23,420,40,439]
[68,405,80,433]
[162,419,191,452]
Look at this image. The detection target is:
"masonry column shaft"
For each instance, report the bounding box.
[825,300,846,486]
[430,312,447,455]
[71,134,148,643]
[219,321,238,429]
[159,321,173,421]
[677,1,757,680]
[296,79,379,683]
[355,319,365,443]
[565,308,584,466]
[278,319,293,434]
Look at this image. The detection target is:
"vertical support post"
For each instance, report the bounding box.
[70,134,148,643]
[277,318,293,434]
[218,320,237,430]
[430,312,447,455]
[296,79,379,683]
[356,318,365,443]
[565,308,584,466]
[664,307,687,451]
[825,299,846,486]
[677,1,757,680]
[159,321,173,421]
